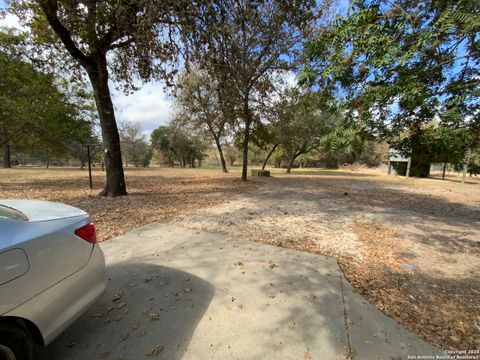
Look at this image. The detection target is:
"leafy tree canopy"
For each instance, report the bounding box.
[0,30,95,167]
[302,0,479,149]
[173,69,234,172]
[5,0,188,87]
[180,0,323,180]
[151,125,207,168]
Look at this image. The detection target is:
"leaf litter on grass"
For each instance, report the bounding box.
[1,167,479,350]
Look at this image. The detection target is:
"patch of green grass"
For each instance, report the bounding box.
[155,166,366,177]
[256,167,359,176]
[288,169,356,176]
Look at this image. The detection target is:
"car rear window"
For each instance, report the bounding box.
[0,205,28,221]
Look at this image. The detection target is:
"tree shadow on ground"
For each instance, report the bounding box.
[428,175,479,185]
[245,176,479,249]
[0,175,259,205]
[37,262,214,360]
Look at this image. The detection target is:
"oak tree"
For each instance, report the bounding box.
[174,70,233,173]
[8,0,191,195]
[181,0,321,180]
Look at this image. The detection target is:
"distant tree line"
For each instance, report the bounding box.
[2,0,478,195]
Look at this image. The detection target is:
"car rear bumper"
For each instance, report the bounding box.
[4,244,106,345]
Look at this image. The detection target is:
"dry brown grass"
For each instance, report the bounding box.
[0,166,259,240]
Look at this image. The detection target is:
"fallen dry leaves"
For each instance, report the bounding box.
[340,221,480,351]
[0,167,258,241]
[146,344,164,356]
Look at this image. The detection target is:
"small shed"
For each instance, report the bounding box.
[388,148,412,178]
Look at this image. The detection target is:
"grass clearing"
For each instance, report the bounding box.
[0,167,258,240]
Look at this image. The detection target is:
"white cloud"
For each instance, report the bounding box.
[0,10,172,140]
[112,81,174,139]
[0,13,24,30]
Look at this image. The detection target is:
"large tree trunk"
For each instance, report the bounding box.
[213,137,228,173]
[286,148,300,174]
[241,121,250,181]
[87,58,127,197]
[241,99,252,182]
[262,144,279,170]
[38,2,124,196]
[286,154,296,173]
[3,144,11,168]
[442,162,447,179]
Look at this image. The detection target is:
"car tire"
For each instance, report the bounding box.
[0,323,33,360]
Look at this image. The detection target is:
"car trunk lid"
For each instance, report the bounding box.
[0,200,87,222]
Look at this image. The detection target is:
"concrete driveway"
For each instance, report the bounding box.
[39,223,442,360]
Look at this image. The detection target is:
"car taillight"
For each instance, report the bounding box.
[75,223,97,243]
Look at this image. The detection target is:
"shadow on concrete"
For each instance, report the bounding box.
[165,234,349,358]
[38,262,214,360]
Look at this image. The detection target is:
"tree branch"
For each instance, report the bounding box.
[38,0,94,68]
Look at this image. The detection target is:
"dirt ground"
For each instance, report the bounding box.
[1,166,479,351]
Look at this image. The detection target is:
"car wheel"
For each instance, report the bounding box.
[0,324,33,360]
[0,345,15,360]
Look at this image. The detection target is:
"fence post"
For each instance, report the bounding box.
[87,145,93,189]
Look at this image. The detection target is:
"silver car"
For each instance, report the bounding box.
[0,200,106,360]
